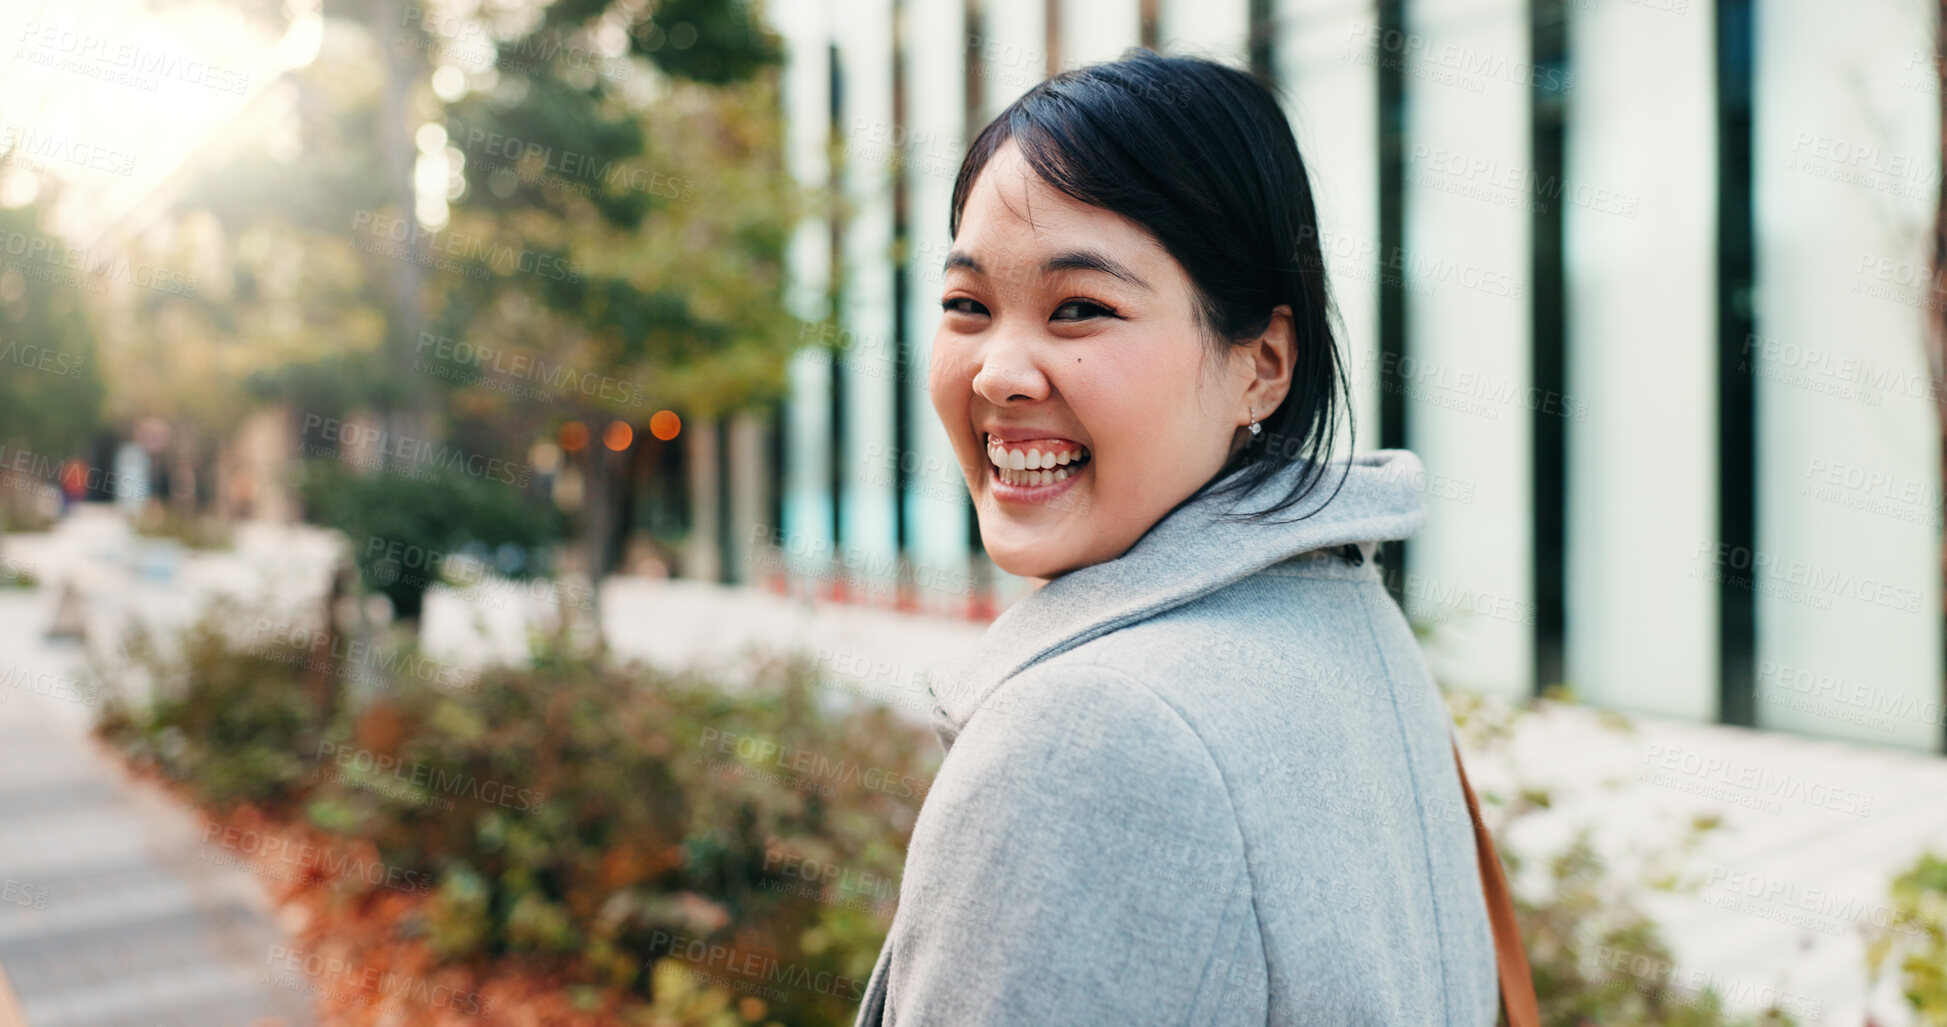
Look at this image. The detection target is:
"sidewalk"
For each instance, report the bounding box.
[5,508,1945,1025]
[0,585,316,1026]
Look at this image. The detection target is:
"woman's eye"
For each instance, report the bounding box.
[941,297,988,316]
[1052,299,1113,322]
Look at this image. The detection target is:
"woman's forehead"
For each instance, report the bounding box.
[955,143,1174,283]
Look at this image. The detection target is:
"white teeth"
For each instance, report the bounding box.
[985,434,1090,483]
[995,464,1077,487]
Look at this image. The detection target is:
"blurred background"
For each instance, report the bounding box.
[0,0,1944,1025]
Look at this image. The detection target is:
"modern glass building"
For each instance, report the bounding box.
[682,0,1943,752]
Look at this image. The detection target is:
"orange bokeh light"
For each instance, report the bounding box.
[558,420,589,452]
[603,420,634,451]
[649,410,681,440]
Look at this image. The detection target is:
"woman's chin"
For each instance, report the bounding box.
[982,529,1085,581]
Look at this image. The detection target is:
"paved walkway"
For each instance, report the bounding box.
[5,507,1947,1025]
[0,574,317,1022]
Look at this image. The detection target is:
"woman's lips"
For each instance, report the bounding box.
[992,458,1087,489]
[979,431,1090,503]
[985,451,1089,503]
[984,432,1090,474]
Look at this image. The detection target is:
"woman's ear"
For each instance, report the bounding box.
[1244,304,1297,418]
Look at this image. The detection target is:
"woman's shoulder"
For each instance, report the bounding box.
[916,659,1249,892]
[959,659,1217,773]
[889,664,1262,1024]
[1053,574,1411,709]
[930,660,1250,846]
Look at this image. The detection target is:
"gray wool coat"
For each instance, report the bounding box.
[851,449,1499,1026]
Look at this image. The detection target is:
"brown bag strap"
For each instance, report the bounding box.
[1450,739,1540,1027]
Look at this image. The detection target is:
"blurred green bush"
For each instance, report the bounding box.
[1868,850,1947,1025]
[97,611,336,811]
[96,609,935,1024]
[1446,690,1801,1027]
[295,461,568,621]
[99,602,1878,1026]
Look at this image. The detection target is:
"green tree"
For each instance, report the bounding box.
[0,197,106,532]
[78,11,399,522]
[79,0,806,635]
[425,0,803,590]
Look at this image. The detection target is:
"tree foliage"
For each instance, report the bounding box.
[0,200,106,460]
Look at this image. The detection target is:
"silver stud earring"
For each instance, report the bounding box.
[1248,406,1262,437]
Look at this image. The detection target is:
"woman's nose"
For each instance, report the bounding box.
[969,332,1050,405]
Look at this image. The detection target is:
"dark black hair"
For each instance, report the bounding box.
[948,47,1351,524]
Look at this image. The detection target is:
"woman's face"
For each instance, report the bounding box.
[930,139,1267,580]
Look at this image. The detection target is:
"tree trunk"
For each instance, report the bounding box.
[1935,0,1946,750]
[573,415,614,661]
[372,0,432,465]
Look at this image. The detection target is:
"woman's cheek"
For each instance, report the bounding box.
[926,340,965,421]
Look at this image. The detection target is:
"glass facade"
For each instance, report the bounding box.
[682,0,1944,751]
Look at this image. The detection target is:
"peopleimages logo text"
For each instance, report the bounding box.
[0,229,197,296]
[314,741,547,814]
[350,211,584,283]
[301,414,532,487]
[0,124,136,176]
[446,116,694,200]
[414,332,646,407]
[15,21,252,94]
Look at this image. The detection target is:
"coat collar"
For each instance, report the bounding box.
[924,449,1431,751]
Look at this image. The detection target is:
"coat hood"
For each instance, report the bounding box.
[924,448,1432,751]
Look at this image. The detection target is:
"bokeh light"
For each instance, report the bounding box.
[649,410,681,440]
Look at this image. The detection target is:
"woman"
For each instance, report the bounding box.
[853,50,1530,1025]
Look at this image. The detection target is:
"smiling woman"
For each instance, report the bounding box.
[854,49,1537,1027]
[927,50,1336,581]
[932,140,1273,577]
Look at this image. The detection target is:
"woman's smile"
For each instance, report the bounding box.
[982,431,1092,498]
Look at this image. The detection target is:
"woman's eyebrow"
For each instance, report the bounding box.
[941,248,1153,292]
[943,250,984,276]
[1041,249,1152,291]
